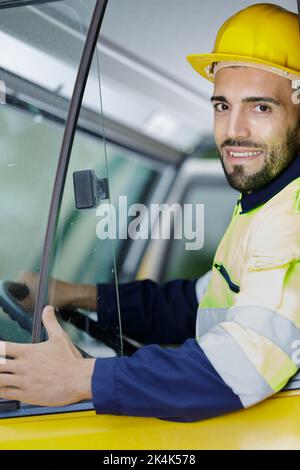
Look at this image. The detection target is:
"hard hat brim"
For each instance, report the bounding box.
[186,53,300,83]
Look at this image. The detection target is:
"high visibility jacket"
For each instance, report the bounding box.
[92,155,300,422]
[197,156,300,407]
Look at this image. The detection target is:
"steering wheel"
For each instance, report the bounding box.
[0,281,33,333]
[0,281,138,356]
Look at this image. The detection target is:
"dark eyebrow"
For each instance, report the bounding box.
[210,95,280,106]
[210,95,229,103]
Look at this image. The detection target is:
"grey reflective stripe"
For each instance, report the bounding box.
[198,323,273,408]
[227,305,300,360]
[196,304,300,358]
[195,270,212,304]
[196,307,228,338]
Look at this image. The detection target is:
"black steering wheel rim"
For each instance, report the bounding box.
[0,281,33,333]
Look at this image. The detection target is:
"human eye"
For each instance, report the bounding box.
[213,102,229,112]
[253,103,272,113]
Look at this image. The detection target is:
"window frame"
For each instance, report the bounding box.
[0,0,63,9]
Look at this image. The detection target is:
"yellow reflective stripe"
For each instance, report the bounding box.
[221,322,297,391]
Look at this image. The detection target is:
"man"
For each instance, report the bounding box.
[1,3,300,422]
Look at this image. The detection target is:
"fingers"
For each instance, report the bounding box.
[16,270,28,283]
[70,343,83,359]
[0,387,22,401]
[0,374,19,388]
[0,341,25,359]
[0,359,18,373]
[42,305,64,340]
[16,271,37,285]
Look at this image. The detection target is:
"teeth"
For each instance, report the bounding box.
[229,151,262,157]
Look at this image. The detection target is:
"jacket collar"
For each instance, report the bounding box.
[240,154,300,214]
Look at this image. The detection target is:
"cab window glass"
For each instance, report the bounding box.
[104,146,160,281]
[47,39,123,358]
[0,0,95,343]
[54,142,160,286]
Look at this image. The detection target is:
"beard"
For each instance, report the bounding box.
[218,125,300,192]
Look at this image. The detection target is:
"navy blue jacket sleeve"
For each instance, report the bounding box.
[97,279,198,345]
[92,338,243,422]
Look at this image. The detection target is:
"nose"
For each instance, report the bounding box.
[225,108,251,140]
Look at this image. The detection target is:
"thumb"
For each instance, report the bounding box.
[42,305,62,340]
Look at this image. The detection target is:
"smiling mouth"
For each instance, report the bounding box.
[224,148,265,160]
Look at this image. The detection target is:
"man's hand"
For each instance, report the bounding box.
[0,306,96,406]
[17,272,97,312]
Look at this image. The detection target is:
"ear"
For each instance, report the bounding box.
[291,88,300,105]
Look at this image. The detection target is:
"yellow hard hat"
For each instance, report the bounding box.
[187,3,300,85]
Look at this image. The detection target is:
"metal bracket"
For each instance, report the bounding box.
[73,170,109,209]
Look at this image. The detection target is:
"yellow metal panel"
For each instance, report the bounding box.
[0,394,300,450]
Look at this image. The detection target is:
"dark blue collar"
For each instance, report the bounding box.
[240,154,300,214]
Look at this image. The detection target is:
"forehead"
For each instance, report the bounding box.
[213,66,291,102]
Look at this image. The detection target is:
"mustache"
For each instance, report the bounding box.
[221,140,267,149]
